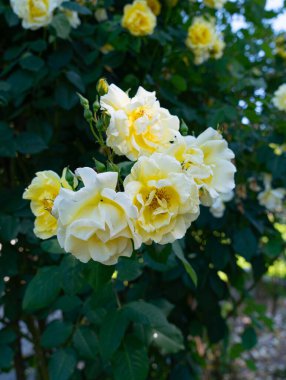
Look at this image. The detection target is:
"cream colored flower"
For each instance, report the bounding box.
[161,128,236,205]
[147,0,161,15]
[23,171,62,239]
[101,84,180,161]
[121,0,156,36]
[258,174,285,213]
[186,17,224,64]
[53,168,141,265]
[273,84,286,112]
[204,0,227,10]
[210,191,234,218]
[124,153,200,244]
[63,9,81,28]
[10,0,63,29]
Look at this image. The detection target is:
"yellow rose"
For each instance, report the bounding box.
[124,153,200,244]
[147,0,161,15]
[122,0,156,37]
[273,84,286,112]
[186,17,225,64]
[161,128,236,206]
[10,0,62,30]
[53,168,141,265]
[23,171,62,239]
[100,84,180,161]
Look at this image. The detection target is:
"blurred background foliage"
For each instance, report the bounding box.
[0,0,286,379]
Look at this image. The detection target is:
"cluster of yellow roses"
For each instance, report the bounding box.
[23,82,236,266]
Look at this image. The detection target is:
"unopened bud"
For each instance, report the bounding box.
[180,120,188,136]
[96,78,109,96]
[93,100,100,113]
[102,111,111,127]
[77,93,89,109]
[84,109,93,123]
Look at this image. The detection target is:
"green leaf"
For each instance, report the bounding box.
[20,54,45,71]
[172,241,197,286]
[73,327,99,359]
[233,228,258,261]
[60,256,86,295]
[152,324,184,354]
[116,257,143,281]
[112,337,149,380]
[99,309,129,360]
[85,261,114,292]
[23,266,61,311]
[242,326,257,350]
[41,238,65,254]
[66,70,85,92]
[41,321,73,348]
[61,1,92,14]
[51,13,71,39]
[0,345,13,369]
[16,132,47,154]
[48,348,77,380]
[0,122,16,157]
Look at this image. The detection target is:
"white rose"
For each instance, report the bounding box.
[100,84,180,161]
[124,153,200,244]
[11,0,63,29]
[210,191,234,218]
[53,167,141,265]
[273,84,286,112]
[161,128,236,205]
[258,174,285,213]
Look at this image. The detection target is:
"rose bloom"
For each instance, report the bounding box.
[273,84,286,112]
[258,174,285,213]
[100,84,180,161]
[147,0,161,15]
[23,171,63,239]
[124,153,200,244]
[204,0,227,9]
[210,191,234,218]
[121,0,156,36]
[186,17,224,64]
[10,0,63,29]
[63,9,81,28]
[161,128,236,206]
[53,168,141,265]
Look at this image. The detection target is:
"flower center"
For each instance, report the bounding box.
[29,0,49,19]
[42,198,54,213]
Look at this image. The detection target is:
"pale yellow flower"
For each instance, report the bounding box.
[100,84,180,161]
[204,0,227,10]
[10,0,63,29]
[273,84,286,112]
[63,9,81,28]
[124,153,200,244]
[122,0,156,37]
[186,17,224,64]
[147,0,161,15]
[23,171,62,239]
[53,168,141,265]
[161,128,236,206]
[258,174,285,213]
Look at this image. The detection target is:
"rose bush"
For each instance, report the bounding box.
[0,0,286,379]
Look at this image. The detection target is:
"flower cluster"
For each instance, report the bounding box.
[23,81,236,265]
[121,0,158,36]
[186,17,225,65]
[10,0,80,30]
[273,84,286,112]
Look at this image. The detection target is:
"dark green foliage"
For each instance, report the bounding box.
[0,0,286,379]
